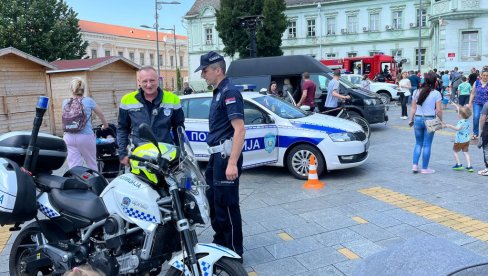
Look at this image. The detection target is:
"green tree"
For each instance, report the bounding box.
[176,67,182,92]
[256,0,287,57]
[0,0,88,61]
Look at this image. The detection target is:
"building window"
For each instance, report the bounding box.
[369,13,380,31]
[348,52,357,57]
[326,53,336,59]
[307,19,316,37]
[140,53,145,65]
[392,49,402,59]
[461,31,479,57]
[327,17,336,35]
[415,48,426,65]
[288,21,296,38]
[416,8,427,27]
[392,11,402,29]
[170,56,174,68]
[369,50,383,56]
[129,52,134,62]
[150,53,154,66]
[347,15,358,33]
[205,27,213,45]
[180,56,183,68]
[104,50,110,57]
[91,49,97,58]
[118,51,123,57]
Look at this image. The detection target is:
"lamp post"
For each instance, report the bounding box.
[140,1,180,86]
[317,3,322,59]
[160,25,178,89]
[418,0,422,72]
[238,15,263,58]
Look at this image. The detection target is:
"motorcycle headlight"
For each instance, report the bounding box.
[329,132,357,142]
[364,99,377,106]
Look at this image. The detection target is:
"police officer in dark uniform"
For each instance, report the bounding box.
[195,51,246,259]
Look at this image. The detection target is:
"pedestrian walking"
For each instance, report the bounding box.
[398,71,411,119]
[409,73,443,174]
[457,76,472,106]
[62,77,109,171]
[468,69,488,140]
[477,101,488,176]
[195,51,246,259]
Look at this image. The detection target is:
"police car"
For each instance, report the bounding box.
[180,92,369,179]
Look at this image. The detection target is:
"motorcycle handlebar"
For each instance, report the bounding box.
[129,154,149,163]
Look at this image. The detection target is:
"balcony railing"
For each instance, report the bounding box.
[432,0,480,16]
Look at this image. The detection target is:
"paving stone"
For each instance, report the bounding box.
[281,197,336,215]
[462,241,488,257]
[333,259,363,276]
[355,211,403,228]
[375,237,406,249]
[296,265,346,276]
[252,257,308,276]
[243,231,284,250]
[349,223,395,242]
[341,239,385,258]
[259,215,308,231]
[382,209,431,226]
[294,247,348,270]
[315,228,365,247]
[242,222,269,236]
[386,224,431,239]
[265,236,322,259]
[242,205,293,223]
[282,222,327,239]
[241,247,275,266]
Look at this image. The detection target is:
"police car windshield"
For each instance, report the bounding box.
[254,95,308,119]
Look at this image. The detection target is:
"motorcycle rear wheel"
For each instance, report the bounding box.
[165,257,246,276]
[9,222,54,276]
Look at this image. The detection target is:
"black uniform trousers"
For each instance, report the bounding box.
[205,152,244,256]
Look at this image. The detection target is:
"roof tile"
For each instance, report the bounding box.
[79,20,187,42]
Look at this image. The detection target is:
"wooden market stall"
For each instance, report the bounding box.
[48,57,140,136]
[0,47,57,134]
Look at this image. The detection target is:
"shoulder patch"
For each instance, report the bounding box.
[225,97,236,105]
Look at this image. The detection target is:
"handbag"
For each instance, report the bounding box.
[424,117,443,133]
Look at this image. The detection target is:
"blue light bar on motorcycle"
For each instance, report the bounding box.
[36,96,49,109]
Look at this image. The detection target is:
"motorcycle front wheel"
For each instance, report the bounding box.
[166,257,246,276]
[9,222,54,276]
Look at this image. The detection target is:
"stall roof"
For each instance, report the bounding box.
[0,47,56,69]
[47,56,141,73]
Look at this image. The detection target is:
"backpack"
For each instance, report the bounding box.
[62,97,87,133]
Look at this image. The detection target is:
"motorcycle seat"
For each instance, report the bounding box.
[49,189,108,222]
[36,174,89,190]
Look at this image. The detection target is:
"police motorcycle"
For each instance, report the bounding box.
[2,97,246,275]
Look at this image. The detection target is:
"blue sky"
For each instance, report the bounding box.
[64,0,195,35]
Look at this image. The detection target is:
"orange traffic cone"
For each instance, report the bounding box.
[303,155,325,189]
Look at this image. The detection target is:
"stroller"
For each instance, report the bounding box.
[94,123,124,178]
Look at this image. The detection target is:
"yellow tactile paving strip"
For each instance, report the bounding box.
[0,225,12,253]
[338,247,360,260]
[359,186,488,242]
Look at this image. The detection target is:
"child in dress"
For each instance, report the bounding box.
[443,104,473,172]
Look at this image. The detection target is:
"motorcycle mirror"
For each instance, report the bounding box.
[138,123,161,154]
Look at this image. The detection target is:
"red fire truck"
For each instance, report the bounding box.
[320,54,398,84]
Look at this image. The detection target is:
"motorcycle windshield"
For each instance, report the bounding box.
[177,127,206,188]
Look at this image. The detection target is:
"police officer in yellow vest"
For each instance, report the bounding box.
[117,66,184,166]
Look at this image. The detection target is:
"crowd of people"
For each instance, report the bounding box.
[389,66,488,176]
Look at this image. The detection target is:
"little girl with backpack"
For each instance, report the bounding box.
[62,77,108,170]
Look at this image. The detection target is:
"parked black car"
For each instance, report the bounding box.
[226,55,388,124]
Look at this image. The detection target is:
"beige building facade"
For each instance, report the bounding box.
[79,20,189,91]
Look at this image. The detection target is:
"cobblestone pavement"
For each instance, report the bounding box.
[2,104,488,275]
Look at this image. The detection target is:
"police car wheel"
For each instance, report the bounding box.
[286,144,325,180]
